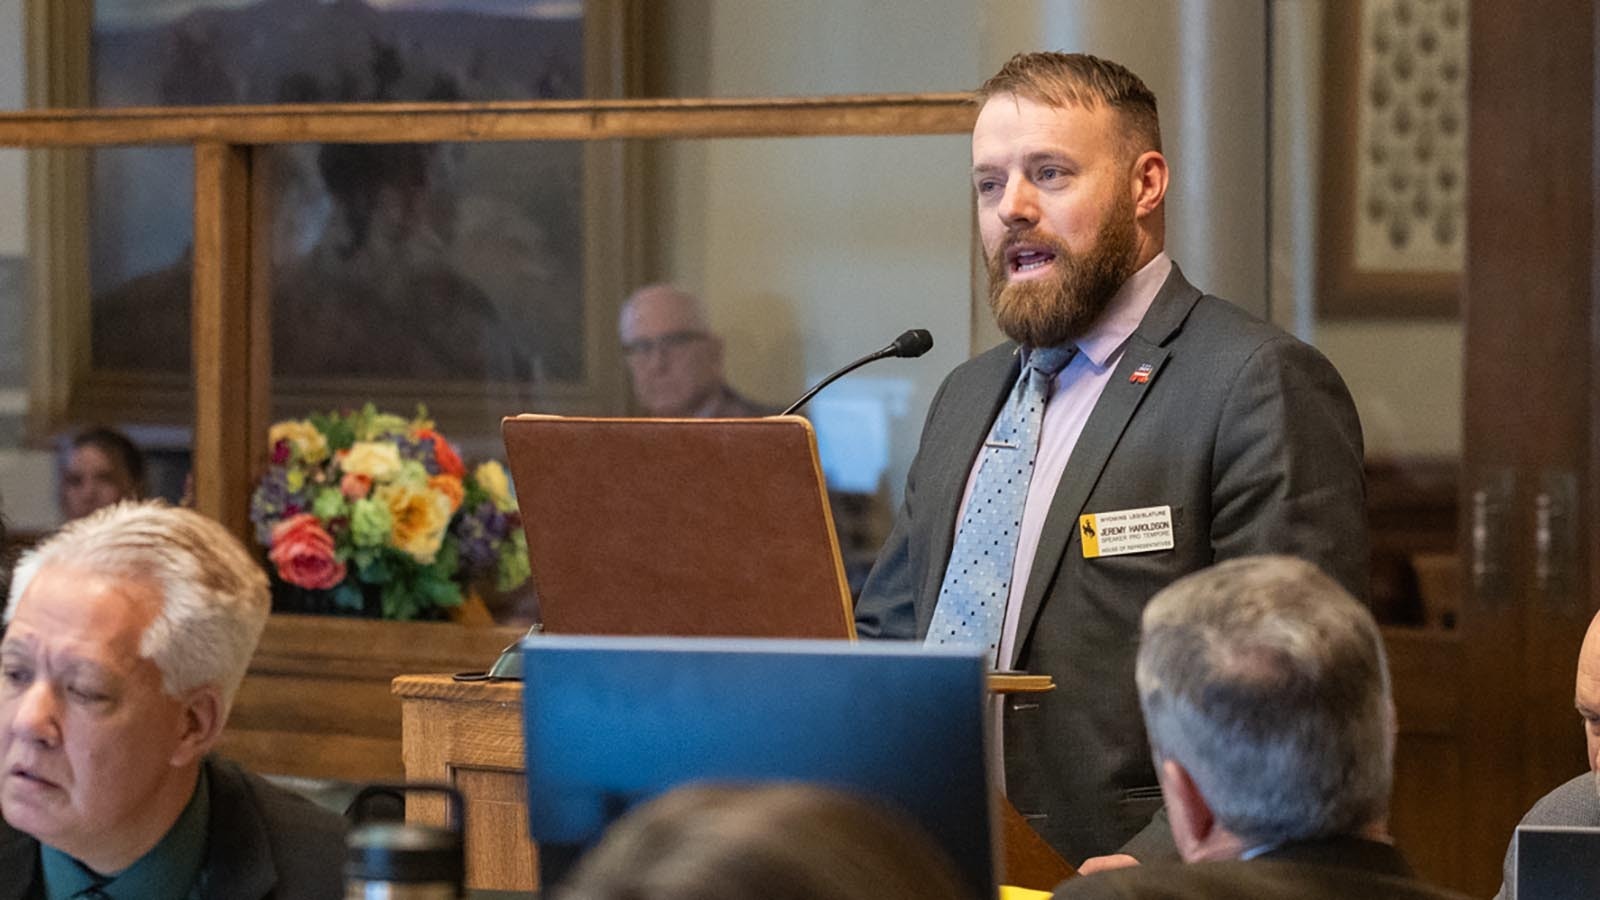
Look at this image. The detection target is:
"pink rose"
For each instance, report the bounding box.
[340,472,373,499]
[268,513,347,590]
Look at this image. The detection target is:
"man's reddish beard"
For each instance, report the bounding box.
[985,191,1141,348]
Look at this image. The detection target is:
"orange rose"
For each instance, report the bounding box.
[340,472,373,499]
[416,428,466,478]
[429,474,465,515]
[268,513,347,590]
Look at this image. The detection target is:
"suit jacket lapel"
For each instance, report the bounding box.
[917,348,1021,631]
[1014,265,1204,652]
[0,821,40,900]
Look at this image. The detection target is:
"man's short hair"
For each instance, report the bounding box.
[1136,555,1393,847]
[976,51,1162,157]
[5,501,270,714]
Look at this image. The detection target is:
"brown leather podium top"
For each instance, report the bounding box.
[502,415,854,639]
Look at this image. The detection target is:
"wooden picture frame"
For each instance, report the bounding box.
[25,0,638,439]
[1318,0,1466,319]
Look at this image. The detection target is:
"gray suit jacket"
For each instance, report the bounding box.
[854,264,1368,865]
[1053,837,1470,899]
[1496,772,1600,900]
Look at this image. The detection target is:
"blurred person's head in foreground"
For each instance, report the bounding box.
[556,782,975,900]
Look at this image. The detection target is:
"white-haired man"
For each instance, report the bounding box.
[1494,609,1600,899]
[1056,556,1466,899]
[619,284,773,418]
[0,501,345,899]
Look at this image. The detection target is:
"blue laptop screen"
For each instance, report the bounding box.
[520,636,993,897]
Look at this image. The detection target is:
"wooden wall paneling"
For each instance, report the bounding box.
[220,616,523,783]
[247,146,275,484]
[1457,1,1598,894]
[21,1,90,439]
[1383,629,1464,885]
[191,141,263,540]
[0,96,977,147]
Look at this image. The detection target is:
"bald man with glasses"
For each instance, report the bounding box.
[619,285,775,419]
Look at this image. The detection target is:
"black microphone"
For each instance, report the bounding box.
[778,329,933,416]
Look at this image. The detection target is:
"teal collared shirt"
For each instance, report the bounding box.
[41,768,210,900]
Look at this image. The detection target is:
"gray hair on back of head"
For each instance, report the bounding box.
[5,501,270,716]
[1136,555,1393,847]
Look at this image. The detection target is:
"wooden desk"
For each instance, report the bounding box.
[396,675,536,892]
[394,673,1072,894]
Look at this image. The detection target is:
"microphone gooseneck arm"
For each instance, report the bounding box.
[778,328,933,416]
[779,348,892,417]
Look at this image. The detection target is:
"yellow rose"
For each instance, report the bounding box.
[375,481,452,563]
[474,461,517,512]
[341,441,403,482]
[269,420,329,465]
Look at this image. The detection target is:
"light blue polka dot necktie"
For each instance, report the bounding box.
[926,344,1076,667]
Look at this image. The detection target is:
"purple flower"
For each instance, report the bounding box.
[397,435,441,476]
[249,467,307,546]
[451,501,503,576]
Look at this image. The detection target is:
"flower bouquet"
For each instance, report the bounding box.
[250,404,530,620]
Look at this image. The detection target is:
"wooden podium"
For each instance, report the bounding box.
[395,673,1075,894]
[448,418,1076,892]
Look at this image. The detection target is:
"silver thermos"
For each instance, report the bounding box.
[345,784,466,899]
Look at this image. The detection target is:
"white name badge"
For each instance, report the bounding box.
[1078,505,1175,558]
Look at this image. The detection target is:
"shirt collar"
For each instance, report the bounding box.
[1070,251,1171,368]
[42,767,210,900]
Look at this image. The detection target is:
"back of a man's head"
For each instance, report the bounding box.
[6,500,270,714]
[1137,555,1393,849]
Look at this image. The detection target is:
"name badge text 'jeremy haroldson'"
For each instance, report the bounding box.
[1078,505,1175,558]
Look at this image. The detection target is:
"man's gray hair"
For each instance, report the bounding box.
[5,501,270,715]
[1137,555,1393,847]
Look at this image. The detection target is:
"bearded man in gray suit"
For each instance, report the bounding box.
[853,51,1367,866]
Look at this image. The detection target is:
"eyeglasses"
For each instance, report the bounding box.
[621,330,710,359]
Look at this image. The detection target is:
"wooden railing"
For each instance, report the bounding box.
[0,95,976,541]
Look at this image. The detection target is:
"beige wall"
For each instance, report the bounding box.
[1270,0,1463,459]
[649,1,982,502]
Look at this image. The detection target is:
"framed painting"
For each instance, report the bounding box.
[27,0,638,438]
[1318,0,1466,319]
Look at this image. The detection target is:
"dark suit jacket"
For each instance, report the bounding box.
[1496,772,1600,899]
[700,384,778,418]
[1054,837,1470,899]
[854,265,1368,864]
[0,756,347,900]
